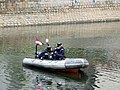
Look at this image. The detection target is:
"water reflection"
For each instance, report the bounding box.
[95,61,120,90]
[22,66,89,90]
[1,47,119,90]
[0,54,24,90]
[0,22,120,90]
[0,22,120,50]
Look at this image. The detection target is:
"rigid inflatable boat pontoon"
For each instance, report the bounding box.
[23,57,89,72]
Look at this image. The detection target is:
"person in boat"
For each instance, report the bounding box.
[38,45,54,60]
[54,42,65,60]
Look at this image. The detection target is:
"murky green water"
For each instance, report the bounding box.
[0,22,120,90]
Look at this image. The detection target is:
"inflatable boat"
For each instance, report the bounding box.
[23,57,89,72]
[23,38,89,72]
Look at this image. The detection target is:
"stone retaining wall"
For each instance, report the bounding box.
[0,3,120,27]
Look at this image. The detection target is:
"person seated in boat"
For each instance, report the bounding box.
[39,45,54,60]
[54,42,65,60]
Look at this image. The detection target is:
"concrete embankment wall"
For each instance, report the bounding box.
[0,3,120,27]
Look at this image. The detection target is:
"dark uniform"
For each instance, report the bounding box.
[54,43,65,60]
[38,46,54,60]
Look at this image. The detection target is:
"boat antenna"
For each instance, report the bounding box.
[45,38,49,46]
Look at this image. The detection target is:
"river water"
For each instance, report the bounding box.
[0,22,120,90]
